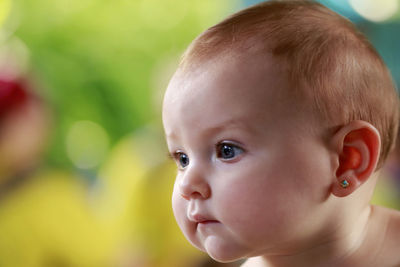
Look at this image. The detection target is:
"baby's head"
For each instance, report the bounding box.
[162,0,399,263]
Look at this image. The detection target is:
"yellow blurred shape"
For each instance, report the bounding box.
[96,125,205,267]
[0,170,116,267]
[66,120,109,169]
[0,0,11,28]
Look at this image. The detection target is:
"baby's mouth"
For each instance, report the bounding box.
[195,218,220,230]
[188,213,219,226]
[195,220,220,231]
[198,220,219,225]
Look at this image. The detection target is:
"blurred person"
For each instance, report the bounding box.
[162,1,400,266]
[0,76,116,266]
[0,77,49,193]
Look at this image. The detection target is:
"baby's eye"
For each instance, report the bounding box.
[216,142,244,160]
[173,151,189,169]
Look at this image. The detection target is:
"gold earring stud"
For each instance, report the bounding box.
[340,179,350,188]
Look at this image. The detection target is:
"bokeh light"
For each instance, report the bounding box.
[0,0,11,28]
[349,0,399,22]
[66,120,109,169]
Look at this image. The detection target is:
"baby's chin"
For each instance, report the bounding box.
[200,235,249,263]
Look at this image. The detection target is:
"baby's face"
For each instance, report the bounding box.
[162,55,334,262]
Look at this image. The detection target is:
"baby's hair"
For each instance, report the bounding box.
[179,0,399,169]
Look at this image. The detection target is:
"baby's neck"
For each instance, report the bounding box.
[243,204,391,267]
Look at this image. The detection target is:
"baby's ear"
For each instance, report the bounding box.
[330,120,381,197]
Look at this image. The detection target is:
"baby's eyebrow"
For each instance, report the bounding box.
[164,117,257,145]
[201,118,254,136]
[164,128,177,140]
[165,118,248,138]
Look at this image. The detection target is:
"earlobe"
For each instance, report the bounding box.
[331,172,358,197]
[330,120,381,198]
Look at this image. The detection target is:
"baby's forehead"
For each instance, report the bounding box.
[163,53,316,130]
[173,53,282,92]
[168,53,297,110]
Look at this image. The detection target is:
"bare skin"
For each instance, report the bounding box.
[242,205,400,267]
[162,54,400,267]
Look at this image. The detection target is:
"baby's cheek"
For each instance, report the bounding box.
[171,188,204,250]
[217,183,269,228]
[171,189,186,227]
[215,175,298,248]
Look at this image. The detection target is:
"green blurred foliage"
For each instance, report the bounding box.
[10,0,236,168]
[0,0,11,27]
[0,1,240,266]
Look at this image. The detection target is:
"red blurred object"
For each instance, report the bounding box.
[0,79,29,121]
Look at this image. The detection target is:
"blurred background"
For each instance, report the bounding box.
[0,0,399,266]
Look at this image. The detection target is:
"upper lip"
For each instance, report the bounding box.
[188,213,218,223]
[187,201,218,223]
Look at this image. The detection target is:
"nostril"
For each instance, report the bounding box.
[181,194,190,200]
[181,191,203,200]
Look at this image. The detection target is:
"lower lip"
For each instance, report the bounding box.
[198,220,219,225]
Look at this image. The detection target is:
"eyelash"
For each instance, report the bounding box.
[169,141,245,169]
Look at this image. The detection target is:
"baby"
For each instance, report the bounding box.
[162,1,400,266]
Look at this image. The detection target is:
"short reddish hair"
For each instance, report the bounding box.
[179,0,399,169]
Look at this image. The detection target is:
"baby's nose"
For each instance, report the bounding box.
[179,166,211,200]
